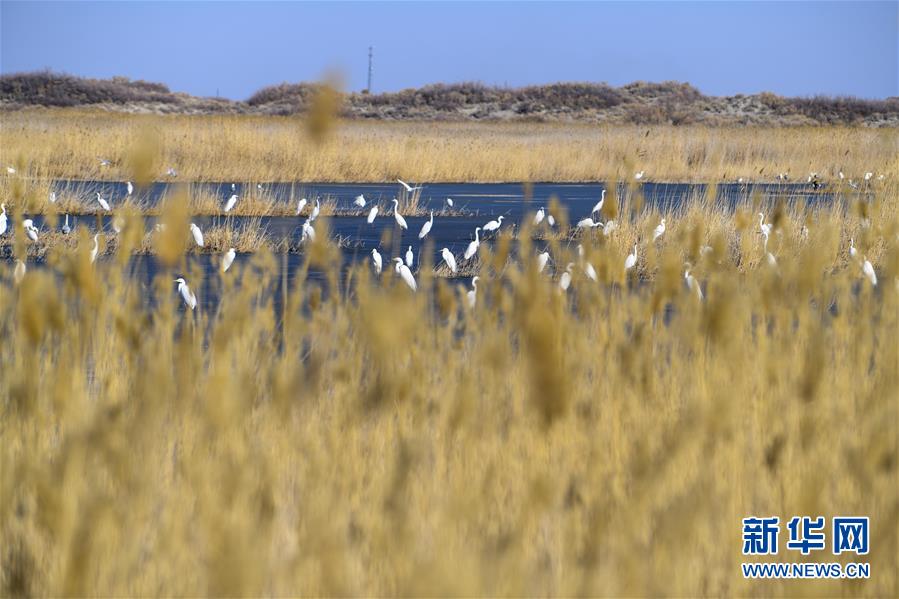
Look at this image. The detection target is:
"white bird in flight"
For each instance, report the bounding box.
[405,245,414,268]
[296,197,307,215]
[393,257,417,291]
[624,243,638,271]
[482,215,504,233]
[392,199,408,230]
[354,194,366,208]
[653,218,666,242]
[418,210,434,239]
[96,192,111,212]
[224,194,239,212]
[222,248,236,273]
[367,205,378,224]
[397,179,422,193]
[190,223,205,248]
[371,248,383,274]
[467,276,479,308]
[464,227,481,260]
[175,278,197,310]
[441,248,457,274]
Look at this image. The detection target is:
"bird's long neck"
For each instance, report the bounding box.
[475,229,480,242]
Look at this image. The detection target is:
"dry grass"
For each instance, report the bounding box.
[2,180,897,597]
[2,110,897,183]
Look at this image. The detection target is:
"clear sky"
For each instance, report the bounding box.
[1,1,896,100]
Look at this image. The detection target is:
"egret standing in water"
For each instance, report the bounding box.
[301,220,316,243]
[62,214,71,235]
[371,248,383,274]
[367,205,378,224]
[296,197,307,216]
[418,210,434,239]
[90,234,100,263]
[392,199,408,230]
[222,248,236,273]
[96,192,111,211]
[482,215,504,233]
[467,276,479,308]
[653,218,666,242]
[446,198,454,208]
[405,245,414,268]
[592,190,606,217]
[14,259,26,284]
[534,207,545,226]
[354,194,366,208]
[0,204,7,236]
[126,181,134,196]
[624,243,638,271]
[862,257,877,287]
[464,227,481,260]
[537,250,550,273]
[393,258,417,291]
[441,248,457,274]
[190,223,205,248]
[175,278,197,310]
[310,199,321,221]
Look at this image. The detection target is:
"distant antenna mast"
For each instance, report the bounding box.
[367,46,373,93]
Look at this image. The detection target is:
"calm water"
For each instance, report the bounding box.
[4,180,868,309]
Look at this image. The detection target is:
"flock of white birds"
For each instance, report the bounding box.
[1,171,889,310]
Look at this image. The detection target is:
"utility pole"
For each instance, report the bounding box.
[366,46,373,94]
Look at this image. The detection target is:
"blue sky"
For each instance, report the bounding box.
[1,1,896,99]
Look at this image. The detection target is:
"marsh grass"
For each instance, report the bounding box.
[3,111,897,183]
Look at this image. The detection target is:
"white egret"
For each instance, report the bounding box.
[257,184,264,191]
[864,172,873,181]
[464,227,481,260]
[190,223,205,248]
[49,191,57,203]
[175,278,197,310]
[635,170,645,180]
[90,234,100,263]
[578,244,597,281]
[231,183,237,192]
[547,214,556,227]
[113,216,124,233]
[6,166,15,174]
[653,218,666,242]
[354,194,366,207]
[467,276,479,308]
[405,245,414,268]
[62,214,71,235]
[296,197,307,215]
[371,248,383,274]
[418,210,434,239]
[592,189,606,216]
[441,248,457,274]
[838,171,844,180]
[393,257,417,291]
[446,197,454,208]
[560,263,574,291]
[24,221,38,243]
[99,158,111,167]
[766,252,778,267]
[537,250,550,273]
[758,213,772,245]
[862,257,877,287]
[684,266,703,300]
[392,199,408,230]
[576,217,601,229]
[0,203,7,236]
[397,179,422,193]
[482,215,504,233]
[310,199,321,221]
[534,207,545,225]
[301,220,316,243]
[166,167,178,177]
[624,243,638,271]
[126,181,133,196]
[849,238,857,259]
[96,192,111,211]
[367,205,378,224]
[224,194,239,212]
[222,248,236,273]
[14,260,26,284]
[603,219,617,237]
